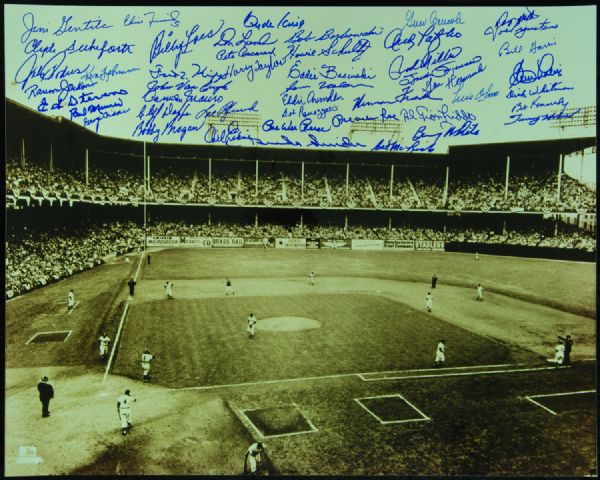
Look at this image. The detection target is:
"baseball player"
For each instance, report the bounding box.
[476,284,484,301]
[225,277,235,296]
[435,339,445,367]
[247,313,257,339]
[117,389,136,435]
[67,289,75,313]
[164,281,174,299]
[558,335,573,365]
[425,292,433,312]
[244,442,266,475]
[98,332,111,360]
[547,341,565,368]
[262,237,269,250]
[141,349,154,382]
[309,271,315,286]
[474,252,480,261]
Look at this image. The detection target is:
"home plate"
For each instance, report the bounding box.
[258,317,322,332]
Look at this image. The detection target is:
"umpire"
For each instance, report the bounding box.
[128,278,137,297]
[37,376,54,418]
[431,274,438,289]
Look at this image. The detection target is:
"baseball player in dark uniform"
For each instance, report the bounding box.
[431,274,438,289]
[37,376,54,418]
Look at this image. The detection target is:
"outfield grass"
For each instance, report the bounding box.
[113,293,527,388]
[142,249,596,317]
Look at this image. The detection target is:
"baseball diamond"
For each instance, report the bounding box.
[5,247,596,475]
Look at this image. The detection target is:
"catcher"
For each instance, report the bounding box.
[243,442,265,475]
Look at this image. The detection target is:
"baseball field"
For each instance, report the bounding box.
[4,248,596,475]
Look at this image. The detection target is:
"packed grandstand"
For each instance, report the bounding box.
[6,158,596,212]
[5,99,597,299]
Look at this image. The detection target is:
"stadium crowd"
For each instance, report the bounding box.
[7,160,595,212]
[5,219,594,299]
[5,222,144,299]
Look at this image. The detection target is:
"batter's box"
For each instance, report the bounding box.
[525,390,596,416]
[41,302,69,316]
[27,330,72,344]
[240,403,318,438]
[355,394,431,424]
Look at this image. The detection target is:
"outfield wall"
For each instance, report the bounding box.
[144,235,594,261]
[145,236,445,251]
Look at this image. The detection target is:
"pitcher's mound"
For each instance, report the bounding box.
[258,316,322,332]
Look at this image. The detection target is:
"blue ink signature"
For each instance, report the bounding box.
[508,53,562,87]
[145,10,181,28]
[306,134,366,149]
[452,83,499,103]
[24,78,97,102]
[53,15,113,36]
[21,12,49,44]
[504,104,581,126]
[506,80,573,100]
[352,86,442,111]
[484,8,558,42]
[149,21,226,68]
[14,53,91,90]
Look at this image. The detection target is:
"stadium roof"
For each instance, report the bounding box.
[6,98,596,166]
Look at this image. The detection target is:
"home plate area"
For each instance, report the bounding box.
[241,403,318,438]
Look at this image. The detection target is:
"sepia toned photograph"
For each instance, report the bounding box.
[4,4,596,476]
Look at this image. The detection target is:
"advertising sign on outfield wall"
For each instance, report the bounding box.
[414,241,445,251]
[212,237,244,248]
[306,238,320,249]
[351,239,384,250]
[146,235,181,247]
[243,237,275,248]
[320,239,351,249]
[275,238,307,249]
[383,240,415,250]
[181,237,213,248]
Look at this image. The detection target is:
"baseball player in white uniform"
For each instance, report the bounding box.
[164,281,174,299]
[309,271,315,286]
[435,339,445,367]
[117,389,136,435]
[67,290,75,313]
[247,313,257,339]
[225,277,235,296]
[476,284,484,301]
[426,292,433,312]
[548,342,565,368]
[244,442,265,475]
[141,349,154,382]
[98,333,111,360]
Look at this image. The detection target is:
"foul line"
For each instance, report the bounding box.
[358,363,524,380]
[102,252,145,384]
[174,364,562,392]
[360,365,566,382]
[525,396,558,415]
